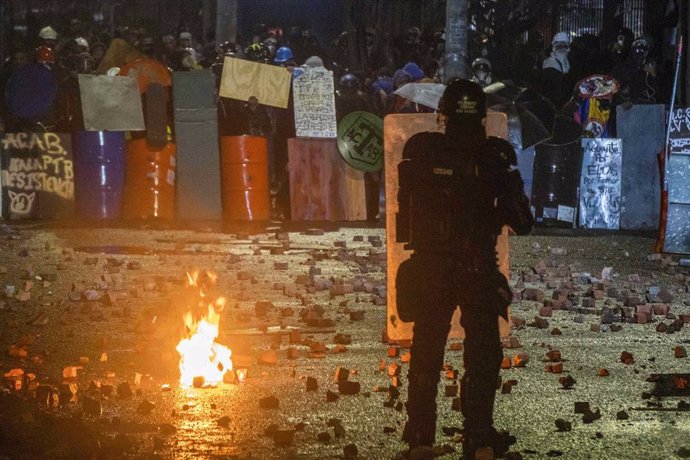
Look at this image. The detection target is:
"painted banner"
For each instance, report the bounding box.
[579,138,622,229]
[292,68,337,138]
[1,132,74,219]
[78,74,145,131]
[219,57,291,109]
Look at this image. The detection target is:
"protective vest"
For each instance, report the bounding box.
[397,132,531,261]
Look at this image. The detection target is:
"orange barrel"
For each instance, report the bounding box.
[219,135,270,220]
[122,138,176,220]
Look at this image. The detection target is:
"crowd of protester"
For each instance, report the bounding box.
[0,18,673,219]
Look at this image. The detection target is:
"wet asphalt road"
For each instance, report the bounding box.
[0,222,689,459]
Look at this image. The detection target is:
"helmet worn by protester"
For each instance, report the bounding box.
[471,57,492,87]
[339,73,360,89]
[39,26,58,41]
[35,45,55,65]
[273,46,294,64]
[551,31,570,46]
[245,42,270,61]
[440,78,486,121]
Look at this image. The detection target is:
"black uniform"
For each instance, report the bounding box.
[396,128,532,456]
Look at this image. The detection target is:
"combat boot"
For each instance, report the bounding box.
[462,429,516,459]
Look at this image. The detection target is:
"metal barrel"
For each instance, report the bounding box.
[219,135,270,221]
[122,138,176,220]
[531,138,582,227]
[72,131,126,219]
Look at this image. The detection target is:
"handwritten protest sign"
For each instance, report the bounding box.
[219,57,291,109]
[662,108,690,253]
[1,133,74,219]
[78,74,145,131]
[579,138,622,229]
[292,68,337,138]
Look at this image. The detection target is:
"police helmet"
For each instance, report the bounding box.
[273,46,294,64]
[440,79,486,120]
[339,73,360,89]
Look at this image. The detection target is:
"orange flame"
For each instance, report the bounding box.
[176,271,233,387]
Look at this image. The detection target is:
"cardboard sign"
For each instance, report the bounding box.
[219,57,291,109]
[292,68,337,138]
[78,74,145,131]
[1,132,74,219]
[579,138,623,229]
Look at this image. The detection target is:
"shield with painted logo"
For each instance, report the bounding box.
[336,111,384,172]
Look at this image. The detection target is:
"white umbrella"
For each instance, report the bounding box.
[393,82,446,110]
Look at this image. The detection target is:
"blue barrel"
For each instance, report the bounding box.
[73,131,126,219]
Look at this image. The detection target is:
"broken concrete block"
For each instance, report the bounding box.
[538,307,553,317]
[137,399,155,415]
[546,350,562,362]
[511,353,529,368]
[338,380,360,395]
[117,382,133,398]
[255,301,273,317]
[620,351,634,365]
[522,288,544,302]
[334,367,350,383]
[259,395,280,409]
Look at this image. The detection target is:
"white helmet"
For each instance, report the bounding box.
[75,37,89,49]
[39,26,58,40]
[552,31,570,46]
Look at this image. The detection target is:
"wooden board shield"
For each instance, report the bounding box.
[219,57,291,109]
[288,138,366,221]
[385,112,511,341]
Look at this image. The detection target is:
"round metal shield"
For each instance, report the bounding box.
[336,111,384,172]
[5,63,58,120]
[576,74,619,99]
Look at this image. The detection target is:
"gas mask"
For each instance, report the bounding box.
[473,69,492,87]
[632,46,649,67]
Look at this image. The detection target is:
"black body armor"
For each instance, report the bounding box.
[397,132,532,262]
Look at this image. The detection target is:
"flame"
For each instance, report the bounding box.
[176,271,233,387]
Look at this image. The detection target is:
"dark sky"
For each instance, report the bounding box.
[238,0,343,46]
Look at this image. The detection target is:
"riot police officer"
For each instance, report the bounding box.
[396,79,533,459]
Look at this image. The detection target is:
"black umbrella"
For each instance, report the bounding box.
[485,82,557,150]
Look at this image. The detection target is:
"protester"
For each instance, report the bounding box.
[396,79,533,459]
[270,46,297,220]
[470,57,492,88]
[612,36,659,104]
[542,31,573,109]
[39,26,59,49]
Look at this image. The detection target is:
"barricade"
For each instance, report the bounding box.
[73,131,125,219]
[219,135,270,221]
[122,138,176,220]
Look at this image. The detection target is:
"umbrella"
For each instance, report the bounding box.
[393,82,446,110]
[485,81,556,150]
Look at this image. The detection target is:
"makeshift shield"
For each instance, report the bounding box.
[336,111,384,172]
[385,112,511,341]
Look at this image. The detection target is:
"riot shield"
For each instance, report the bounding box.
[385,112,511,341]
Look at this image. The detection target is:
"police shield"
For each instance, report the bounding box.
[385,112,512,341]
[336,111,384,172]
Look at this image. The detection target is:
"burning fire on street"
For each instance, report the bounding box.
[176,271,233,388]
